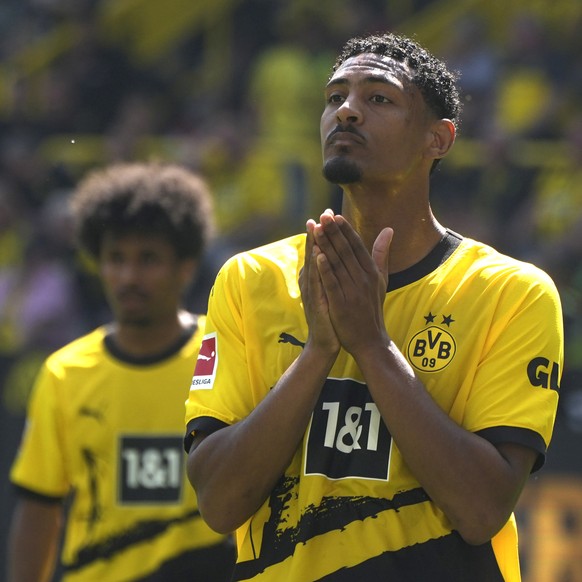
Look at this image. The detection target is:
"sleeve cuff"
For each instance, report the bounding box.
[475,426,548,472]
[12,484,64,504]
[184,416,230,453]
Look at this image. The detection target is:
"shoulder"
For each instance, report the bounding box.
[43,327,108,373]
[456,237,559,296]
[223,233,305,271]
[449,238,563,331]
[213,234,305,290]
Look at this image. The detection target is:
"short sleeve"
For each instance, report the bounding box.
[10,361,69,497]
[464,268,563,469]
[184,257,260,448]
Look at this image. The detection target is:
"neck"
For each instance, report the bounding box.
[110,310,196,358]
[340,183,445,273]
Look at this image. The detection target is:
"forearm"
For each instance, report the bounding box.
[355,341,534,544]
[8,498,62,582]
[188,343,337,533]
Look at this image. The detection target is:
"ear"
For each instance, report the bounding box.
[425,118,456,162]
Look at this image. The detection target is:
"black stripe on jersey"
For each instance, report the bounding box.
[12,484,64,504]
[314,531,503,582]
[184,416,229,452]
[234,475,431,581]
[62,509,200,573]
[476,425,548,472]
[133,539,235,582]
[388,229,462,292]
[104,319,197,366]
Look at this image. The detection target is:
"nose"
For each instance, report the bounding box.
[336,98,361,124]
[117,260,141,285]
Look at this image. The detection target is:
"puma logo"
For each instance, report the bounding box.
[79,406,104,423]
[278,332,305,348]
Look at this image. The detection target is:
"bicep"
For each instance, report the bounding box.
[186,432,211,489]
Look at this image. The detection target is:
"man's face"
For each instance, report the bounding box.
[99,233,195,326]
[320,53,434,185]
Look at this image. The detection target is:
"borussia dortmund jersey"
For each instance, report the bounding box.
[11,317,233,582]
[185,231,563,582]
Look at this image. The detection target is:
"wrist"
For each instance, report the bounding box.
[351,334,400,370]
[303,339,340,370]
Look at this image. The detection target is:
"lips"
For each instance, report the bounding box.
[115,289,149,309]
[326,126,365,147]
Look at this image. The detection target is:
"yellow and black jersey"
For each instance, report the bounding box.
[11,316,233,582]
[185,231,563,582]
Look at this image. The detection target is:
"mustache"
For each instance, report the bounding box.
[326,124,365,143]
[115,287,148,301]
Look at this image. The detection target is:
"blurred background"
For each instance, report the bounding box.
[0,0,581,579]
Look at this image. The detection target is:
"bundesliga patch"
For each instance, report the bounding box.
[190,332,217,390]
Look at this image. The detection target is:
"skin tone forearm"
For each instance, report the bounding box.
[188,345,336,534]
[353,342,535,544]
[312,211,537,544]
[188,226,340,534]
[8,498,62,582]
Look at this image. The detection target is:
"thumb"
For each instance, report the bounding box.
[372,227,393,282]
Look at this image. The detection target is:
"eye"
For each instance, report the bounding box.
[371,94,391,104]
[105,251,124,264]
[327,93,345,104]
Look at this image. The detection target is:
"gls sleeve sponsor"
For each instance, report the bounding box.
[190,332,217,390]
[527,356,560,391]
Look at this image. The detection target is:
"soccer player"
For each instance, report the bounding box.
[8,163,235,581]
[185,34,563,582]
[184,32,563,581]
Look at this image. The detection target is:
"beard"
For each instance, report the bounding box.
[323,156,362,184]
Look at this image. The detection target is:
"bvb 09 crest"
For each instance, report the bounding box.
[407,326,456,372]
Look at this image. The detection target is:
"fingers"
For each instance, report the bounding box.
[334,215,376,274]
[308,210,391,288]
[301,219,317,286]
[314,212,378,283]
[313,214,356,283]
[303,217,327,306]
[372,227,393,283]
[315,248,340,296]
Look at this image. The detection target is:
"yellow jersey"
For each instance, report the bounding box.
[185,232,563,581]
[12,317,233,581]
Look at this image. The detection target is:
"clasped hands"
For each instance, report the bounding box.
[300,209,393,357]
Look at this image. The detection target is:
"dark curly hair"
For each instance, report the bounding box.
[70,162,214,260]
[333,32,462,129]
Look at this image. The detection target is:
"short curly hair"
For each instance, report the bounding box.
[70,162,214,260]
[332,32,462,128]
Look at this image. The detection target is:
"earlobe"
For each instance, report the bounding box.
[427,119,456,160]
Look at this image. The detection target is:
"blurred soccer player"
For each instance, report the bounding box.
[8,163,234,582]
